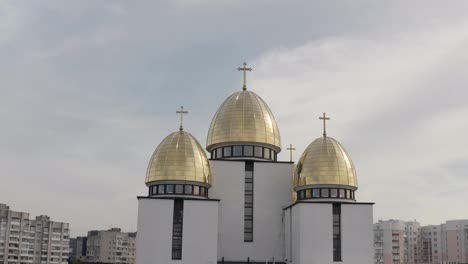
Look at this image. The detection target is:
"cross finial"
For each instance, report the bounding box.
[319,112,331,137]
[237,62,252,91]
[176,106,189,131]
[287,144,296,162]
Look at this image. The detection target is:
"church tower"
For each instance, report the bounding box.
[283,113,374,264]
[207,63,294,262]
[136,107,219,264]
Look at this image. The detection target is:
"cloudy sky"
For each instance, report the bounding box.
[1,1,468,236]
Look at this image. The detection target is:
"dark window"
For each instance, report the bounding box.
[322,188,329,197]
[339,189,345,198]
[224,147,232,157]
[345,189,350,199]
[193,186,200,195]
[184,185,192,195]
[254,146,263,157]
[264,148,271,159]
[200,187,206,197]
[166,185,174,194]
[244,161,254,242]
[233,146,243,157]
[313,189,320,198]
[216,148,223,158]
[330,188,338,198]
[244,146,253,156]
[175,185,184,194]
[158,185,165,194]
[298,190,304,200]
[172,200,184,260]
[333,203,342,261]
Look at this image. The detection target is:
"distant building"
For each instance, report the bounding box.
[374,220,408,264]
[0,203,70,264]
[374,219,468,264]
[74,228,136,264]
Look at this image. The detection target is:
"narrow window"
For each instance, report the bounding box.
[244,146,253,157]
[172,200,184,260]
[193,186,200,196]
[244,161,254,242]
[321,188,329,198]
[233,146,243,157]
[333,203,342,261]
[216,148,223,159]
[224,146,232,157]
[264,148,271,159]
[312,189,320,198]
[184,185,192,195]
[254,146,263,158]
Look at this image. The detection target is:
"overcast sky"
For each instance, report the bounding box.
[1,1,468,236]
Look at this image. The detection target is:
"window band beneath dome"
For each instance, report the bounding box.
[296,187,355,201]
[210,145,277,161]
[148,183,209,198]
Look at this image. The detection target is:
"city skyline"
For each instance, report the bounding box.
[1,1,468,236]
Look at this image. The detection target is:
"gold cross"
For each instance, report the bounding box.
[176,106,189,131]
[287,144,296,162]
[237,62,252,91]
[319,112,331,137]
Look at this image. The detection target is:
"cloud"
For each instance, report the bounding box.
[1,1,468,235]
[252,19,468,225]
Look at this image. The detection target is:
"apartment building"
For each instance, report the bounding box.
[76,228,136,264]
[374,220,411,264]
[0,203,70,264]
[375,219,468,264]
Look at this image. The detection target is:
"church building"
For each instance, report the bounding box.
[136,63,374,264]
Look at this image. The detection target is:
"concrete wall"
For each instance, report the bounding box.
[285,202,373,264]
[209,160,293,262]
[136,198,218,264]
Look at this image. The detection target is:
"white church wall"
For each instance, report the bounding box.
[136,198,173,264]
[285,202,373,264]
[182,199,219,264]
[136,198,219,264]
[341,203,373,264]
[210,160,293,262]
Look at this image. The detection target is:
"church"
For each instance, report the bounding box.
[135,63,374,264]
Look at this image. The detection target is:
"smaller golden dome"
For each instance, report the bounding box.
[206,90,281,152]
[146,130,211,185]
[295,136,357,189]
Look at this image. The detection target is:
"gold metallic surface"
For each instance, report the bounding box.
[294,136,357,188]
[206,90,281,152]
[146,130,211,185]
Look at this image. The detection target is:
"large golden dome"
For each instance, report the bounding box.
[206,90,281,152]
[146,130,211,185]
[295,136,357,189]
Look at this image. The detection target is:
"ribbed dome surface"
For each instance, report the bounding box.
[146,130,211,185]
[295,136,357,188]
[206,90,281,151]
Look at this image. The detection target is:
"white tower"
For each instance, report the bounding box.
[206,63,293,263]
[136,108,219,264]
[284,113,374,264]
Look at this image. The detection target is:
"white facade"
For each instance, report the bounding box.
[209,160,293,262]
[0,204,70,264]
[136,198,219,264]
[285,202,373,264]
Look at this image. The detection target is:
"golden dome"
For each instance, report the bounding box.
[146,130,211,185]
[206,90,281,152]
[295,136,357,189]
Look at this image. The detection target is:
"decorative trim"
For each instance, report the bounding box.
[210,145,277,161]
